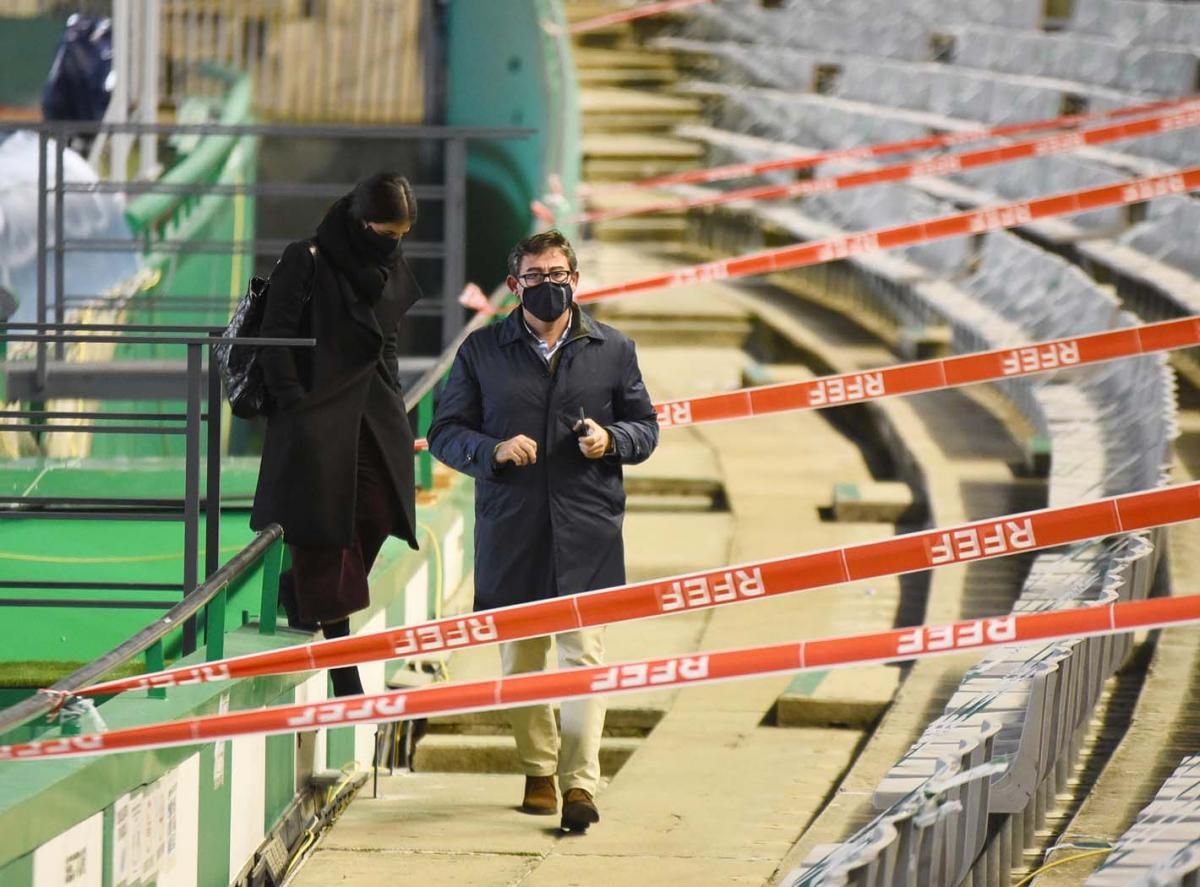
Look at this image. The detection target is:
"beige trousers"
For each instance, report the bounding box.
[500,627,606,795]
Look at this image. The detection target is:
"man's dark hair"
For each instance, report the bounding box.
[508,229,578,277]
[350,172,417,226]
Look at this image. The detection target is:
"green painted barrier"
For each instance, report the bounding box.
[0,468,476,886]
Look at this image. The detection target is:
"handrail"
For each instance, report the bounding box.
[0,525,284,740]
[403,286,515,412]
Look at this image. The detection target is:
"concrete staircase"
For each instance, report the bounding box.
[567,0,707,241]
[413,708,661,777]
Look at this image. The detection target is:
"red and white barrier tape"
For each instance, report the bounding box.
[629,96,1196,190]
[578,103,1200,223]
[576,166,1200,303]
[410,316,1200,451]
[654,316,1200,429]
[75,482,1200,698]
[11,590,1200,762]
[565,0,713,34]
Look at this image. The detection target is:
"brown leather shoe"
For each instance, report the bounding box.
[520,775,558,815]
[561,788,600,832]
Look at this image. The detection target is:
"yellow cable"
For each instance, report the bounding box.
[281,830,315,881]
[0,544,244,564]
[1013,848,1113,887]
[415,521,444,620]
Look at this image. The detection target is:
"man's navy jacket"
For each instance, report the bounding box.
[428,305,659,611]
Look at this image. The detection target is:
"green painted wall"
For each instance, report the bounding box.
[0,15,63,108]
[446,0,580,291]
[0,468,478,883]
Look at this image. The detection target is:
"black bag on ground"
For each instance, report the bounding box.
[215,243,316,419]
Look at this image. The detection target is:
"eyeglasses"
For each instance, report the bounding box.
[518,269,572,286]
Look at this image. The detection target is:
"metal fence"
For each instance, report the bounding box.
[2,115,530,397]
[0,323,310,655]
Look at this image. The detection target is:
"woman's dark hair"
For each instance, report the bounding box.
[507,229,578,277]
[350,172,417,226]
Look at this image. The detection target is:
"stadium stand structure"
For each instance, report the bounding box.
[611,0,1200,882]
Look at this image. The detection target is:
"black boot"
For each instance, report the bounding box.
[322,619,364,697]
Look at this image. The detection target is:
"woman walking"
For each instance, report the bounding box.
[251,172,422,697]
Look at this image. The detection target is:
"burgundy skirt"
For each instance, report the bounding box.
[280,423,400,625]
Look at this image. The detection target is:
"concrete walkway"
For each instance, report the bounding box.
[293,245,908,886]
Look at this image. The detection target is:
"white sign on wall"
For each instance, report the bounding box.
[32,812,103,887]
[111,755,200,887]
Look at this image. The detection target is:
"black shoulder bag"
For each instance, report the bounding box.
[215,242,317,419]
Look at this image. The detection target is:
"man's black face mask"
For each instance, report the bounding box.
[522,281,573,322]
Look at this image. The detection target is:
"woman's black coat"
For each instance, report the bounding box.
[249,237,420,549]
[427,306,659,611]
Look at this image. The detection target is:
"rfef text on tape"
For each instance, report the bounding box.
[76,481,1200,697]
[10,592,1200,762]
[629,96,1195,190]
[413,316,1200,450]
[654,316,1200,429]
[576,167,1200,303]
[579,103,1200,223]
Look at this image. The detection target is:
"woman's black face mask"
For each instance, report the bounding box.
[521,281,573,322]
[358,223,402,262]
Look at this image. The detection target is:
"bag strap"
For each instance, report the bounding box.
[302,241,318,305]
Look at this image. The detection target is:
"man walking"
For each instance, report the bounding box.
[428,230,659,832]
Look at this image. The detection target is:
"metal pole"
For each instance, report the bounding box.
[35,130,48,391]
[54,134,66,361]
[442,136,467,348]
[205,336,222,581]
[139,0,162,180]
[206,354,227,673]
[182,342,203,655]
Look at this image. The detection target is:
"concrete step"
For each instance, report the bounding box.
[578,67,681,89]
[598,316,752,349]
[574,47,680,70]
[590,216,691,244]
[584,115,702,136]
[581,88,703,135]
[623,511,734,580]
[412,733,641,776]
[582,133,704,161]
[584,156,701,182]
[426,706,665,738]
[830,480,915,523]
[564,0,627,20]
[623,437,725,502]
[771,666,900,730]
[626,491,718,512]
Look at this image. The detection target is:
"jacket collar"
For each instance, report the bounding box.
[498,302,605,347]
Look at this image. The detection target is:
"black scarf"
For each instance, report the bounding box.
[314,195,403,306]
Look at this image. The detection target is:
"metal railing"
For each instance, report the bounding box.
[6,115,531,382]
[0,523,285,744]
[0,276,512,743]
[0,323,311,654]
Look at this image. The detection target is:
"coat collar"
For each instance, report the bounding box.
[497,303,605,348]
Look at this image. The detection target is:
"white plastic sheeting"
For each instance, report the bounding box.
[0,131,141,324]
